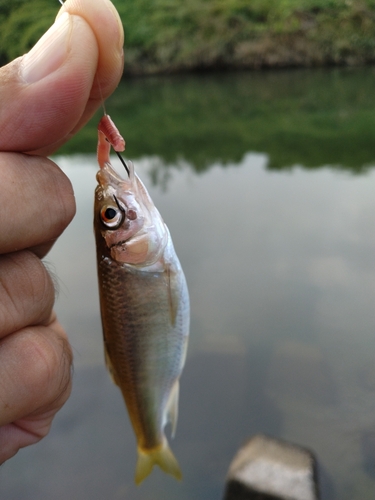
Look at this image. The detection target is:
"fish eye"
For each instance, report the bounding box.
[100,204,123,228]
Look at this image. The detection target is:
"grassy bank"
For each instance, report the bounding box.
[1,1,375,73]
[116,0,375,74]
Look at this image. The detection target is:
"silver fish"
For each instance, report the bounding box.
[94,117,190,483]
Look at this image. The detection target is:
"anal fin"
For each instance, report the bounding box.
[104,347,119,386]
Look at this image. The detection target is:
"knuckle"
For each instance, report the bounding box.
[21,327,73,407]
[0,251,55,335]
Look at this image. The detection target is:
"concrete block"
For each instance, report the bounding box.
[224,434,319,500]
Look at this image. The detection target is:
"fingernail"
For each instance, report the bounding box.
[21,12,71,84]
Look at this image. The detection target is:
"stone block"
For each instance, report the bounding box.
[224,434,319,500]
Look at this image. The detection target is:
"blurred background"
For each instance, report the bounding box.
[3,0,375,73]
[0,2,374,499]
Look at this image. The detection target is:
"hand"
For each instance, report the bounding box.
[0,0,124,463]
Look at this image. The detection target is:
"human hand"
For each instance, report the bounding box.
[0,0,124,463]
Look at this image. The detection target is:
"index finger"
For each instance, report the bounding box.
[57,0,124,97]
[0,0,124,156]
[54,0,125,141]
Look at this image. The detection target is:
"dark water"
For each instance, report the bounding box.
[0,69,374,499]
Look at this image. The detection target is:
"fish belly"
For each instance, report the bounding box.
[97,254,189,451]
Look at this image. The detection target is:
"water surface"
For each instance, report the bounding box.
[0,69,374,500]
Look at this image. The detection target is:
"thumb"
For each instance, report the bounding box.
[0,1,123,155]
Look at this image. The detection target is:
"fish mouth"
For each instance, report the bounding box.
[97,159,135,187]
[96,163,132,193]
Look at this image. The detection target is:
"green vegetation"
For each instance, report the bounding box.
[58,67,375,174]
[2,3,375,174]
[0,0,56,64]
[2,1,375,72]
[116,0,375,73]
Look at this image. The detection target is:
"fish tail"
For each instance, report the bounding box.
[135,440,182,484]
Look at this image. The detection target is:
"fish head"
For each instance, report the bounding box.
[94,160,168,267]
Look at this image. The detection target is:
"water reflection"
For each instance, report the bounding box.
[0,152,374,500]
[60,68,375,174]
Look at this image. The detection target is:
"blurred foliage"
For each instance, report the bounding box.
[58,67,375,174]
[0,0,56,64]
[2,1,375,71]
[116,0,375,72]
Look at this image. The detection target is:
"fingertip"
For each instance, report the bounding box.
[57,0,124,50]
[57,0,124,98]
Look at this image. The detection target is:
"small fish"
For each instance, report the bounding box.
[94,115,190,484]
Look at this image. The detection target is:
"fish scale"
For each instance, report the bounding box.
[97,256,187,448]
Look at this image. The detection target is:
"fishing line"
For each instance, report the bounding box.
[96,76,108,117]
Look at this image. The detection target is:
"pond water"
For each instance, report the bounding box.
[0,69,374,500]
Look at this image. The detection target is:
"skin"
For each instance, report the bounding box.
[0,0,124,463]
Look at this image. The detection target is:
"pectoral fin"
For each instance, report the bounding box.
[167,265,178,326]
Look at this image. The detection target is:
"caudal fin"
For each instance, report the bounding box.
[135,441,182,484]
